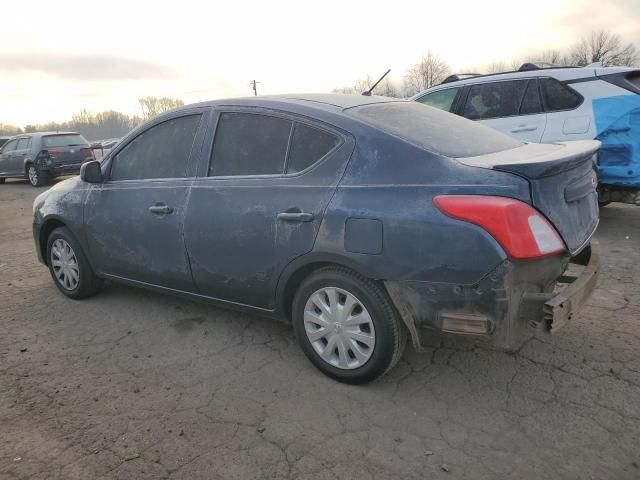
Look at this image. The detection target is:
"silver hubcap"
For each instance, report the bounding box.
[28,167,37,185]
[304,287,375,369]
[51,239,80,290]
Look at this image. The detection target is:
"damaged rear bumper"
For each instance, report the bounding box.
[385,245,600,352]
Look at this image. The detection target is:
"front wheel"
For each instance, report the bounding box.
[292,266,406,384]
[46,227,103,299]
[27,164,48,187]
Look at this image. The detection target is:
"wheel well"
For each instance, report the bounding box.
[39,219,66,265]
[281,261,375,321]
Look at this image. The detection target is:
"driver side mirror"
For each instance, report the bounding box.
[80,160,103,183]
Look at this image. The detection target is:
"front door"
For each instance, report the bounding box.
[183,110,353,309]
[84,111,207,291]
[10,137,31,174]
[0,139,19,176]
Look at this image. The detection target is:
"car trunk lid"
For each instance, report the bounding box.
[457,141,600,254]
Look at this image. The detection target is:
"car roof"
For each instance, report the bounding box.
[411,65,636,98]
[186,93,405,113]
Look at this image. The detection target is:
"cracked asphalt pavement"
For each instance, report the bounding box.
[1,179,640,479]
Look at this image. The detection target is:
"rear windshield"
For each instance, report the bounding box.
[348,101,522,158]
[42,134,88,147]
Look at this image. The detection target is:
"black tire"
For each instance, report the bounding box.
[292,266,407,384]
[27,164,48,187]
[0,178,5,184]
[46,227,103,299]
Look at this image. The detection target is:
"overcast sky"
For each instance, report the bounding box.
[1,0,639,125]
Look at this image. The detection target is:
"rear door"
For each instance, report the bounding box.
[84,110,207,291]
[183,109,354,309]
[459,79,547,142]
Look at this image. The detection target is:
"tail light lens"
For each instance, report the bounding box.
[46,149,59,157]
[81,147,94,158]
[434,195,566,260]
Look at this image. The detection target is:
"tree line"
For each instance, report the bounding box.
[0,97,184,140]
[334,29,639,97]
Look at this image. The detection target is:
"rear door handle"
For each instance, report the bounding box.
[277,211,314,222]
[511,125,537,133]
[148,204,174,215]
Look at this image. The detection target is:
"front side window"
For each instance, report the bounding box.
[415,88,460,112]
[286,124,339,174]
[110,114,201,181]
[209,113,292,176]
[462,81,528,120]
[1,139,18,153]
[16,138,30,150]
[540,77,582,111]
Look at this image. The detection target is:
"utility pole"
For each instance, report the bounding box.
[249,79,260,96]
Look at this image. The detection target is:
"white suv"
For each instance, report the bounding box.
[412,64,640,204]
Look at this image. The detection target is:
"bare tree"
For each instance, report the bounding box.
[138,96,185,120]
[403,50,450,96]
[570,30,638,67]
[333,74,403,98]
[0,123,22,136]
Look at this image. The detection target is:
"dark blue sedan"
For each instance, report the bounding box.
[32,94,600,383]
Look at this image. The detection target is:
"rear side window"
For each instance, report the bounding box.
[540,78,582,111]
[520,79,543,115]
[462,80,527,120]
[110,114,201,181]
[1,139,17,153]
[286,124,339,174]
[349,101,522,158]
[42,134,88,147]
[210,113,292,176]
[16,138,30,150]
[415,88,460,112]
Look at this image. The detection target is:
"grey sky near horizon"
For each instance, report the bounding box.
[1,0,639,126]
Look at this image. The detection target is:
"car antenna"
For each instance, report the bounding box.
[362,69,391,96]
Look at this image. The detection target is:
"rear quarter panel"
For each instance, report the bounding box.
[312,130,532,285]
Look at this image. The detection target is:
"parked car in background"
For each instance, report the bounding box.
[33,94,599,383]
[413,63,640,205]
[0,132,94,186]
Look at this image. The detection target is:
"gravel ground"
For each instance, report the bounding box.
[1,178,639,480]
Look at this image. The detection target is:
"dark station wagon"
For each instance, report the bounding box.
[32,94,600,383]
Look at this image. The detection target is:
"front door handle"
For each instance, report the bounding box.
[511,125,537,133]
[148,204,174,215]
[277,211,314,222]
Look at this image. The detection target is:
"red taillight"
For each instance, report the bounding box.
[81,147,94,158]
[46,149,59,157]
[433,195,566,261]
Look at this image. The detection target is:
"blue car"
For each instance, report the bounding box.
[32,94,600,383]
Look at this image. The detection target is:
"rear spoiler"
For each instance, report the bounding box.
[457,141,601,179]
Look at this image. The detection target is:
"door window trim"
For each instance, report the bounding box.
[204,108,344,180]
[103,110,206,184]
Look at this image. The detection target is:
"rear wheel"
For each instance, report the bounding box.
[46,227,103,299]
[292,266,406,384]
[27,164,47,187]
